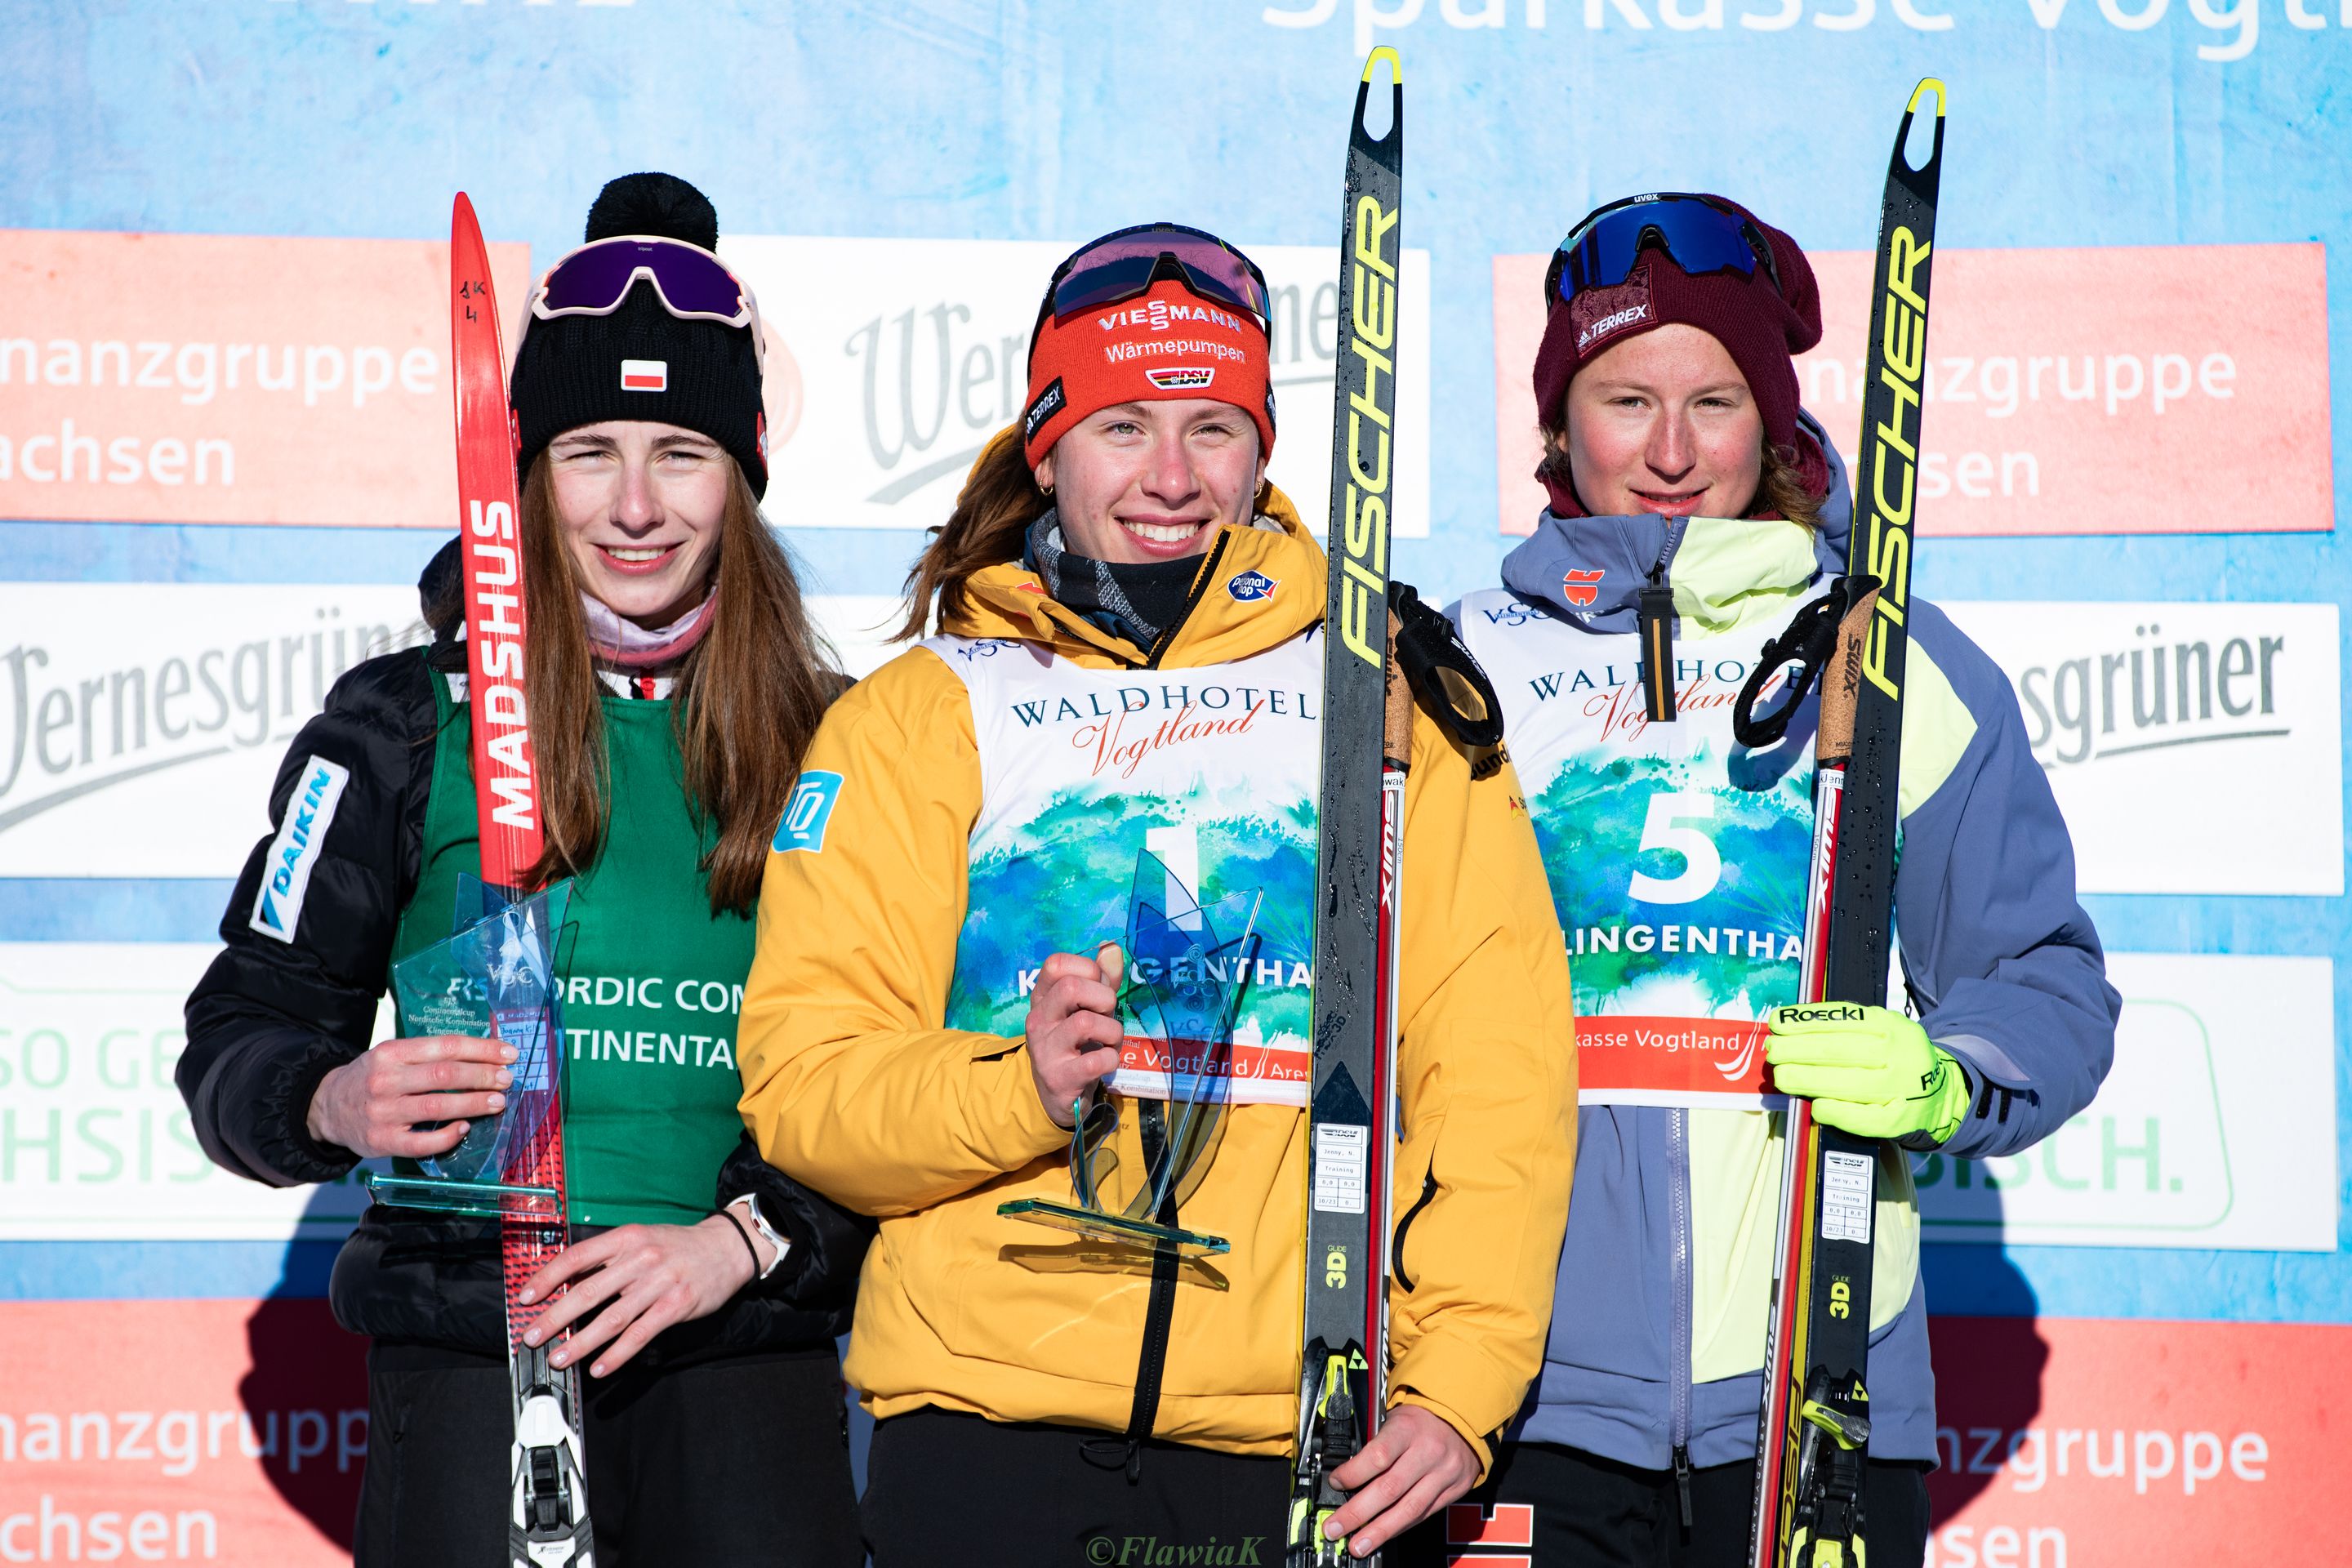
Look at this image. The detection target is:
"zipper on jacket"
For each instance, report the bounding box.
[1143,532,1234,671]
[1637,528,1682,723]
[1665,1106,1695,1526]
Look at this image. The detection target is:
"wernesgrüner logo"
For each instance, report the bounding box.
[0,604,413,849]
[2014,620,2292,770]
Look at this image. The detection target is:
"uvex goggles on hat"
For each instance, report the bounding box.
[1034,222,1272,341]
[1546,193,1783,307]
[529,234,766,368]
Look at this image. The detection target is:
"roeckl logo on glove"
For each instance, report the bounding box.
[1777,1003,1869,1025]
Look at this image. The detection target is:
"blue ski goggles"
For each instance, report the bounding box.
[1546,193,1783,307]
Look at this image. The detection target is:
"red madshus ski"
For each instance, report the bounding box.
[1749,81,1944,1568]
[1288,47,1405,1568]
[450,193,596,1568]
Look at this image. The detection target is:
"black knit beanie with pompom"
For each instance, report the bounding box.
[507,172,768,497]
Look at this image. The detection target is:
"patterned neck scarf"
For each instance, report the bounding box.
[1022,510,1204,654]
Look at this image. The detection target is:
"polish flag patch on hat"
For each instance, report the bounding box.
[620,359,668,392]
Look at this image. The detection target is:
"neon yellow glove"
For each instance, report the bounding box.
[1763,1002,1971,1146]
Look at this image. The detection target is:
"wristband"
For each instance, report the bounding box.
[725,1194,791,1281]
[721,1207,764,1281]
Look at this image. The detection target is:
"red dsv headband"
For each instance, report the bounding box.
[1021,278,1276,467]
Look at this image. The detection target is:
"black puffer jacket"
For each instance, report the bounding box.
[180,549,870,1364]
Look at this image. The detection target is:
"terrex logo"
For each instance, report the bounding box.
[248,755,351,942]
[1145,367,1216,390]
[1022,377,1066,440]
[1576,302,1651,352]
[1570,265,1655,355]
[1562,568,1605,607]
[1227,569,1276,603]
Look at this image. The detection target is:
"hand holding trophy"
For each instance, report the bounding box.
[1001,845,1262,1258]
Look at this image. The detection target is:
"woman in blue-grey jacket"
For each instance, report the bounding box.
[1418,194,2118,1567]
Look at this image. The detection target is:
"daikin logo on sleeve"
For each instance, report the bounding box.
[248,756,351,943]
[773,770,844,854]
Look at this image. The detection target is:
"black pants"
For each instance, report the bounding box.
[355,1341,861,1568]
[863,1407,1291,1567]
[1392,1441,1929,1568]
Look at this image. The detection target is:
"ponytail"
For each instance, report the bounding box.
[895,426,1047,642]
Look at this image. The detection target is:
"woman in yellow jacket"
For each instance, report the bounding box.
[738,224,1576,1566]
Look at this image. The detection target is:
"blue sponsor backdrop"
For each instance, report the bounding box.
[2,0,2345,1348]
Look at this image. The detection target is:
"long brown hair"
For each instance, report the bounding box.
[1535,411,1826,532]
[518,455,840,914]
[895,430,1048,642]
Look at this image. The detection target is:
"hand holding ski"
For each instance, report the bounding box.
[1319,1405,1480,1557]
[514,1215,768,1378]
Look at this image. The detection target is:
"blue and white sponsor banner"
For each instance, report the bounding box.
[0,943,384,1241]
[0,585,907,881]
[1942,601,2344,896]
[0,585,423,878]
[1919,951,2338,1252]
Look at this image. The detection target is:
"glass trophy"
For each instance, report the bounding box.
[361,875,572,1218]
[999,848,1261,1257]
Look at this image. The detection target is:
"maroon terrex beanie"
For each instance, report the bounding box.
[1531,196,1823,514]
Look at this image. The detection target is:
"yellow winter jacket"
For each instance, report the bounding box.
[737,490,1576,1476]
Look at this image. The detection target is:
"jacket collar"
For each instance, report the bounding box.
[950,486,1325,669]
[1499,408,1855,636]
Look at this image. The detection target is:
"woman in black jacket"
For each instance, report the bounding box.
[178,173,866,1566]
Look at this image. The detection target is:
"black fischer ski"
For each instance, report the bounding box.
[1289,46,1405,1568]
[1749,79,1945,1568]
